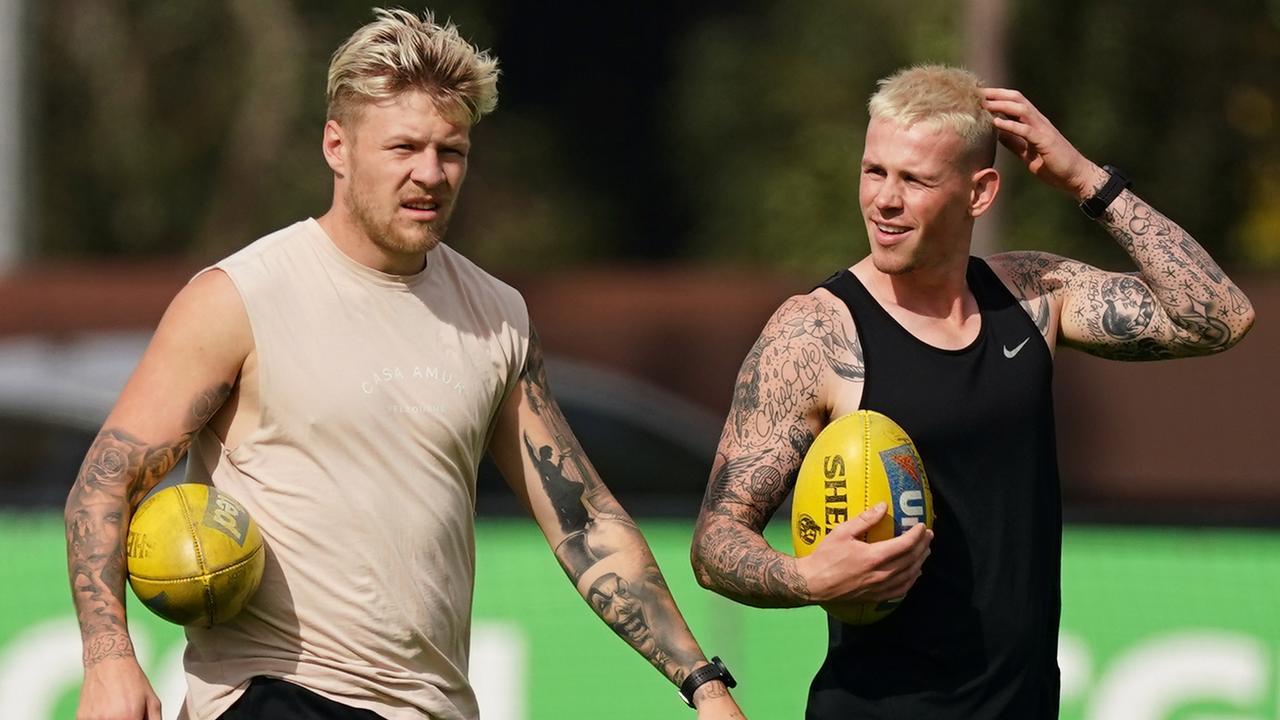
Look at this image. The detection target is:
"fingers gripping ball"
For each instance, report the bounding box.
[126,484,265,627]
[791,410,933,625]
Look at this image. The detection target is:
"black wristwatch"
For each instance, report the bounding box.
[678,656,737,708]
[1079,164,1132,219]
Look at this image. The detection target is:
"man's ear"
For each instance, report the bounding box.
[970,167,1000,218]
[322,119,349,177]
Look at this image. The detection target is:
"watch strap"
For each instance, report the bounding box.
[1080,164,1132,219]
[678,656,737,708]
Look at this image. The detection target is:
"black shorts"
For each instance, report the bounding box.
[219,677,385,719]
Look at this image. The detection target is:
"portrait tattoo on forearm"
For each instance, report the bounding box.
[65,382,230,665]
[586,569,680,679]
[518,326,702,684]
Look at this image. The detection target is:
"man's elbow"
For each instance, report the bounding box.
[1212,299,1257,354]
[1178,293,1256,356]
[689,533,718,591]
[1231,301,1257,349]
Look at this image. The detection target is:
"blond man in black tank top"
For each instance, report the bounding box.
[692,64,1255,718]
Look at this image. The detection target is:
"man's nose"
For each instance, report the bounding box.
[411,151,447,187]
[875,179,903,211]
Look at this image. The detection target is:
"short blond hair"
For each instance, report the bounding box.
[868,64,995,167]
[327,8,499,126]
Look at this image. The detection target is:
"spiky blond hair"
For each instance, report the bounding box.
[868,64,995,167]
[327,8,499,126]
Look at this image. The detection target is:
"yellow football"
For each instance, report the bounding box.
[791,410,933,625]
[126,483,264,627]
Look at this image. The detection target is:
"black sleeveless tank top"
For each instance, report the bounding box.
[807,258,1062,719]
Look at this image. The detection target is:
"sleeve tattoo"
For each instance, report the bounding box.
[518,327,702,685]
[693,295,863,607]
[65,383,231,666]
[1082,189,1251,359]
[994,189,1253,361]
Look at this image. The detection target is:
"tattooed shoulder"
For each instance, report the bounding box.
[770,292,865,383]
[988,251,1079,340]
[727,294,862,454]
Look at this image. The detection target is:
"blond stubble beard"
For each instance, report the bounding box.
[345,182,451,258]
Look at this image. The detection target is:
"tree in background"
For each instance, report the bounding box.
[23,1,1280,274]
[669,0,1280,275]
[667,0,963,272]
[1004,0,1280,271]
[28,0,617,269]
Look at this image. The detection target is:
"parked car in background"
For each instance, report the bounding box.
[0,332,722,514]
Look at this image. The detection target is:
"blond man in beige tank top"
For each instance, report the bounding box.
[64,9,745,720]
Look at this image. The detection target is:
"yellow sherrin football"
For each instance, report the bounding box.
[791,410,933,625]
[126,483,264,627]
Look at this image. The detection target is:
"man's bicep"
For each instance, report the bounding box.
[1057,266,1187,360]
[96,271,248,483]
[720,294,855,450]
[489,323,551,501]
[70,267,247,504]
[487,377,557,521]
[701,297,842,529]
[489,325,619,536]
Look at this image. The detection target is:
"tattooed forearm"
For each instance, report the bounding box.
[528,420,701,682]
[65,383,230,665]
[539,441,703,684]
[520,326,628,522]
[67,429,184,663]
[1000,190,1257,361]
[693,520,811,606]
[692,443,814,607]
[694,296,852,606]
[581,562,705,684]
[526,418,701,683]
[1093,189,1254,356]
[518,328,706,686]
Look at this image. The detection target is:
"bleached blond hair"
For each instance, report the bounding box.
[327,8,499,126]
[868,64,996,167]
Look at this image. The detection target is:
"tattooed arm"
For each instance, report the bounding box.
[488,326,744,718]
[691,295,932,608]
[67,270,248,720]
[983,87,1255,360]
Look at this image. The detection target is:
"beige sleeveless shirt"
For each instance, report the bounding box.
[179,219,529,720]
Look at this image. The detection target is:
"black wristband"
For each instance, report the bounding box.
[678,656,737,708]
[1080,164,1132,219]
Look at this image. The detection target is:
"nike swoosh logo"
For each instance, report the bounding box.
[1003,337,1031,359]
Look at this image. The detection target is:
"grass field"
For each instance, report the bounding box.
[3,514,1279,719]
